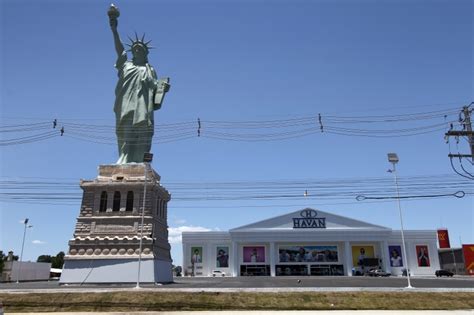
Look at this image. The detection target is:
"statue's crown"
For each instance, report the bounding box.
[126,32,154,54]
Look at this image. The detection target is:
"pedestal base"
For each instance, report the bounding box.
[62,164,173,284]
[59,258,172,284]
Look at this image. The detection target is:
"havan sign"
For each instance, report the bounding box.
[293,209,326,229]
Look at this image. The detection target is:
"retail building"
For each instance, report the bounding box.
[182,208,440,277]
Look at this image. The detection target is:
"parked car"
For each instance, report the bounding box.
[212,270,226,277]
[366,268,391,277]
[435,269,454,277]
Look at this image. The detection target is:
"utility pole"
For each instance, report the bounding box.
[136,153,153,289]
[463,105,474,162]
[445,104,474,178]
[446,105,474,160]
[17,219,32,283]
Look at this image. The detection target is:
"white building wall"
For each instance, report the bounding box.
[344,241,352,275]
[182,232,232,277]
[8,261,51,281]
[181,212,440,278]
[388,231,440,276]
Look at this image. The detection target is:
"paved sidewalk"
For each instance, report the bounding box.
[7,311,474,315]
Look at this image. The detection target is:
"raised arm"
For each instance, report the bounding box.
[108,5,124,57]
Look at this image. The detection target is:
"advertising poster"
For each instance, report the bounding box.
[388,245,403,267]
[191,246,203,264]
[278,245,338,263]
[351,245,375,266]
[216,246,229,268]
[416,245,430,267]
[462,244,474,275]
[437,229,451,248]
[243,246,265,263]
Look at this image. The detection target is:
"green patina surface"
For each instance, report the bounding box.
[108,4,170,164]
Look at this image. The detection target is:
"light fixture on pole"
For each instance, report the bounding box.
[16,218,33,283]
[136,153,153,289]
[387,153,413,289]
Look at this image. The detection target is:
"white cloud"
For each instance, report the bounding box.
[32,240,46,245]
[168,226,215,244]
[174,218,187,224]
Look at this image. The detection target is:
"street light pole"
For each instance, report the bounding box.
[136,153,153,289]
[387,153,413,289]
[16,218,32,284]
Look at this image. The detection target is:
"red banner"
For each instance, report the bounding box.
[416,245,430,267]
[462,244,474,276]
[437,229,451,248]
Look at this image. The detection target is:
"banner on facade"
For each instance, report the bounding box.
[216,246,229,268]
[191,246,203,264]
[416,245,430,267]
[243,246,265,263]
[388,245,403,267]
[437,229,451,248]
[351,245,375,267]
[462,244,474,275]
[278,245,338,263]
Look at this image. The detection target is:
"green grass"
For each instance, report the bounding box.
[1,291,473,312]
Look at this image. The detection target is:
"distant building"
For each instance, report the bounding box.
[182,208,441,277]
[438,248,466,275]
[1,251,51,282]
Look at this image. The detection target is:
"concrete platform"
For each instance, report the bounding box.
[60,258,172,284]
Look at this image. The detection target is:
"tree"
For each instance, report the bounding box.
[36,251,65,268]
[0,251,19,274]
[37,255,52,263]
[51,252,65,269]
[0,251,4,274]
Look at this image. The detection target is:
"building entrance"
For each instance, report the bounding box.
[240,265,270,276]
[310,264,344,276]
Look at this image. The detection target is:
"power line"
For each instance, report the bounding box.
[0,105,462,145]
[1,174,471,205]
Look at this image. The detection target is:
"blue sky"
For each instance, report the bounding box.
[0,0,472,267]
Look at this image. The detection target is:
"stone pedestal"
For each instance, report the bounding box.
[60,164,172,284]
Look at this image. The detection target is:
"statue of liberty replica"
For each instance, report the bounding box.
[60,4,173,284]
[109,4,170,164]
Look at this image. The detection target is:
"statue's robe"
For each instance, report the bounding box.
[114,51,157,164]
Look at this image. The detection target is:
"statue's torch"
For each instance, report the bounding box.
[108,4,120,22]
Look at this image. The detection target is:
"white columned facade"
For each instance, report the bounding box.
[269,242,276,277]
[231,241,238,277]
[344,241,352,276]
[182,209,441,278]
[381,240,390,272]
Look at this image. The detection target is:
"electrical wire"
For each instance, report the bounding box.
[1,174,471,205]
[0,105,463,145]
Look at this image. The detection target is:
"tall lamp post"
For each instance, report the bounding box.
[17,218,33,283]
[387,153,413,289]
[136,153,153,289]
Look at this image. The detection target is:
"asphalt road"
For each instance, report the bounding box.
[1,276,473,290]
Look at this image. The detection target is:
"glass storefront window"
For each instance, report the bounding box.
[310,264,344,276]
[276,265,308,276]
[240,265,270,276]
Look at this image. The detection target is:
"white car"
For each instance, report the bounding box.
[212,270,226,277]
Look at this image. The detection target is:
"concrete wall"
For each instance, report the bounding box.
[60,258,172,283]
[4,261,51,282]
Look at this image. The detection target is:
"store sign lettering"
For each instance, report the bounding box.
[293,210,326,229]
